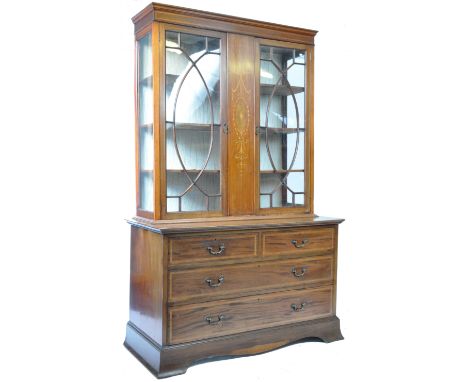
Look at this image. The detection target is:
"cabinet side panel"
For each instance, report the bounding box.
[332,225,339,315]
[227,34,256,215]
[129,226,164,345]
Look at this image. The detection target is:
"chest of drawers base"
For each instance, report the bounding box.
[124,215,344,378]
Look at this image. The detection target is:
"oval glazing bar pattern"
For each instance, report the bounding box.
[259,46,306,208]
[165,31,222,212]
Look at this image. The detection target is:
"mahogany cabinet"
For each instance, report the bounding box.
[125,3,344,378]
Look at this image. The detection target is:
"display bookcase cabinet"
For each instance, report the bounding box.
[125,3,344,378]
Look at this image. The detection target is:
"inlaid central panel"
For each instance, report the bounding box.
[227,34,255,215]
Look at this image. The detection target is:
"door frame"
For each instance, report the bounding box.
[158,23,228,220]
[253,38,314,215]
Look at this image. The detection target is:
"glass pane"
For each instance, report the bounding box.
[260,46,271,60]
[207,37,220,53]
[139,127,154,170]
[295,49,306,64]
[260,60,282,87]
[260,172,304,208]
[288,63,305,88]
[259,44,306,208]
[260,131,304,171]
[180,33,206,57]
[166,172,221,212]
[139,34,152,80]
[166,123,220,170]
[137,33,153,212]
[140,172,154,211]
[165,31,222,212]
[166,31,179,47]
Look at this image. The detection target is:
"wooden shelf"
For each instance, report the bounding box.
[260,169,304,174]
[258,126,305,134]
[260,84,304,96]
[167,169,220,174]
[166,122,220,131]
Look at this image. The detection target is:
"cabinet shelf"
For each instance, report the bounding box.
[260,84,304,96]
[166,122,220,131]
[167,169,220,174]
[257,126,305,134]
[260,169,304,174]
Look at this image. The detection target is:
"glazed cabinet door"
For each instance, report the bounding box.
[161,25,227,218]
[255,40,313,214]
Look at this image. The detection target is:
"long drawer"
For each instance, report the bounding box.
[168,286,333,344]
[262,227,335,257]
[169,232,258,266]
[169,256,333,303]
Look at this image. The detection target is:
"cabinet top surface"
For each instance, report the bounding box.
[132,2,317,41]
[128,214,344,234]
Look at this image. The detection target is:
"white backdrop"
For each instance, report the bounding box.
[1,0,467,381]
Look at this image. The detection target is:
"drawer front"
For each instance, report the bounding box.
[169,256,333,303]
[169,233,258,266]
[169,286,333,344]
[263,227,334,257]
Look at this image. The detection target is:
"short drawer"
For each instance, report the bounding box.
[263,227,334,257]
[169,286,333,344]
[169,256,333,303]
[169,232,258,266]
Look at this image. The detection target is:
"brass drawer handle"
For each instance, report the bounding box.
[291,239,309,248]
[205,275,224,288]
[291,267,306,277]
[205,314,224,325]
[291,302,306,312]
[207,244,225,256]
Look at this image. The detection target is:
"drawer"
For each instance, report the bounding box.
[169,256,333,303]
[169,232,258,266]
[169,286,333,344]
[263,227,334,257]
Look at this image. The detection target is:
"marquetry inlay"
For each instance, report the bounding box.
[232,77,251,174]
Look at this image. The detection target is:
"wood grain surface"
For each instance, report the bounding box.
[169,255,333,303]
[169,286,333,344]
[132,3,317,44]
[125,315,343,378]
[227,33,256,215]
[169,231,258,265]
[130,214,344,234]
[263,227,335,256]
[129,225,166,345]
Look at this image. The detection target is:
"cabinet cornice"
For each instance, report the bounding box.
[133,2,317,45]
